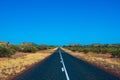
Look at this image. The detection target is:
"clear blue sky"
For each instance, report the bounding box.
[0,0,120,45]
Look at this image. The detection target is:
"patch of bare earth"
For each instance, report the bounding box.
[62,48,120,78]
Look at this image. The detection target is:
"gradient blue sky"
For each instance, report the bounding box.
[0,0,120,45]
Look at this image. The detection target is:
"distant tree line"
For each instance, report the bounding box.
[63,44,120,58]
[0,42,56,57]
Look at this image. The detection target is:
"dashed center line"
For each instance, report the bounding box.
[62,67,64,72]
[59,49,70,80]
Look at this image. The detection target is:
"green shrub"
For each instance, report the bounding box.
[82,49,89,53]
[111,49,120,58]
[0,45,15,57]
[20,46,38,53]
[37,45,47,50]
[63,44,120,58]
[47,45,56,49]
[8,45,21,52]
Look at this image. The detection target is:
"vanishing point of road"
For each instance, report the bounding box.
[13,48,120,80]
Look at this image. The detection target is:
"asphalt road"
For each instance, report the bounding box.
[13,48,120,80]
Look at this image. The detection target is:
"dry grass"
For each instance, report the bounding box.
[62,48,120,77]
[0,48,56,80]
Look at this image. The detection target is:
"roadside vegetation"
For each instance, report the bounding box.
[0,42,56,57]
[0,41,56,80]
[63,44,120,77]
[63,44,120,58]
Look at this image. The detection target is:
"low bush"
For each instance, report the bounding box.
[111,49,120,58]
[37,45,47,50]
[8,45,21,52]
[0,45,15,57]
[20,45,38,53]
[63,44,120,58]
[0,42,56,57]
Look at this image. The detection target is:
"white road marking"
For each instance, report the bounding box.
[62,67,64,72]
[59,49,70,80]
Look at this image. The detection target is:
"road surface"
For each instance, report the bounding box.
[13,48,120,80]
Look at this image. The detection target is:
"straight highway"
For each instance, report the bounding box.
[13,48,120,80]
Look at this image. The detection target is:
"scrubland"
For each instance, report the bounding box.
[0,49,56,80]
[62,46,120,78]
[0,42,56,80]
